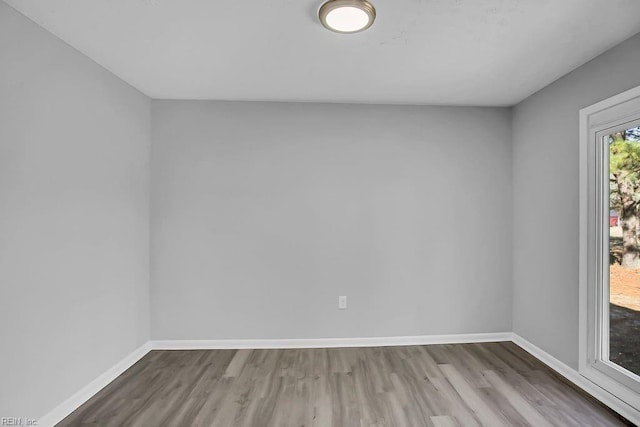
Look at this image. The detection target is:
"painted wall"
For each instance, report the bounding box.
[0,3,150,420]
[512,33,640,369]
[151,101,513,340]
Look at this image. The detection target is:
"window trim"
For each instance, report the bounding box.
[579,85,640,411]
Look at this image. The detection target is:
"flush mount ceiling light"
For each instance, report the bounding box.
[319,0,376,34]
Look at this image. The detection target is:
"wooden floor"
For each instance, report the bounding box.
[58,342,632,426]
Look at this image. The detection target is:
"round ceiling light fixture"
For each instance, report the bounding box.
[319,0,376,34]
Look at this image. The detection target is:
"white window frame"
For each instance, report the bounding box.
[579,85,640,412]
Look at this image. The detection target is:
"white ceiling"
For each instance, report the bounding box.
[5,0,640,106]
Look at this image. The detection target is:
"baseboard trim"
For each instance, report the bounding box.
[38,342,153,427]
[36,333,640,426]
[511,334,640,425]
[151,332,513,350]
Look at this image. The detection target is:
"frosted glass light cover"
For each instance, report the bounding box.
[325,7,370,32]
[319,0,376,34]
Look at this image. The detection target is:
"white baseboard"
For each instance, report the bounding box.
[38,342,152,427]
[511,334,640,425]
[151,332,513,350]
[36,333,640,426]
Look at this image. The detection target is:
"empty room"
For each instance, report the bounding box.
[2,0,640,425]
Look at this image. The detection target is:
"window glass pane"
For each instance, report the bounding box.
[609,126,640,377]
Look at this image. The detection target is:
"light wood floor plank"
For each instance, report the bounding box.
[483,369,552,427]
[439,364,509,427]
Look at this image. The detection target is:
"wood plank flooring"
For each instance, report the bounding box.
[57,342,633,426]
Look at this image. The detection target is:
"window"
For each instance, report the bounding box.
[580,86,640,412]
[608,126,640,378]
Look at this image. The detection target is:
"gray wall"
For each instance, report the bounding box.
[151,101,513,340]
[513,33,640,369]
[0,3,150,419]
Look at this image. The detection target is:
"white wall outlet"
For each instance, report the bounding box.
[338,296,347,310]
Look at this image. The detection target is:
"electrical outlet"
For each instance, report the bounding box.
[338,296,347,310]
